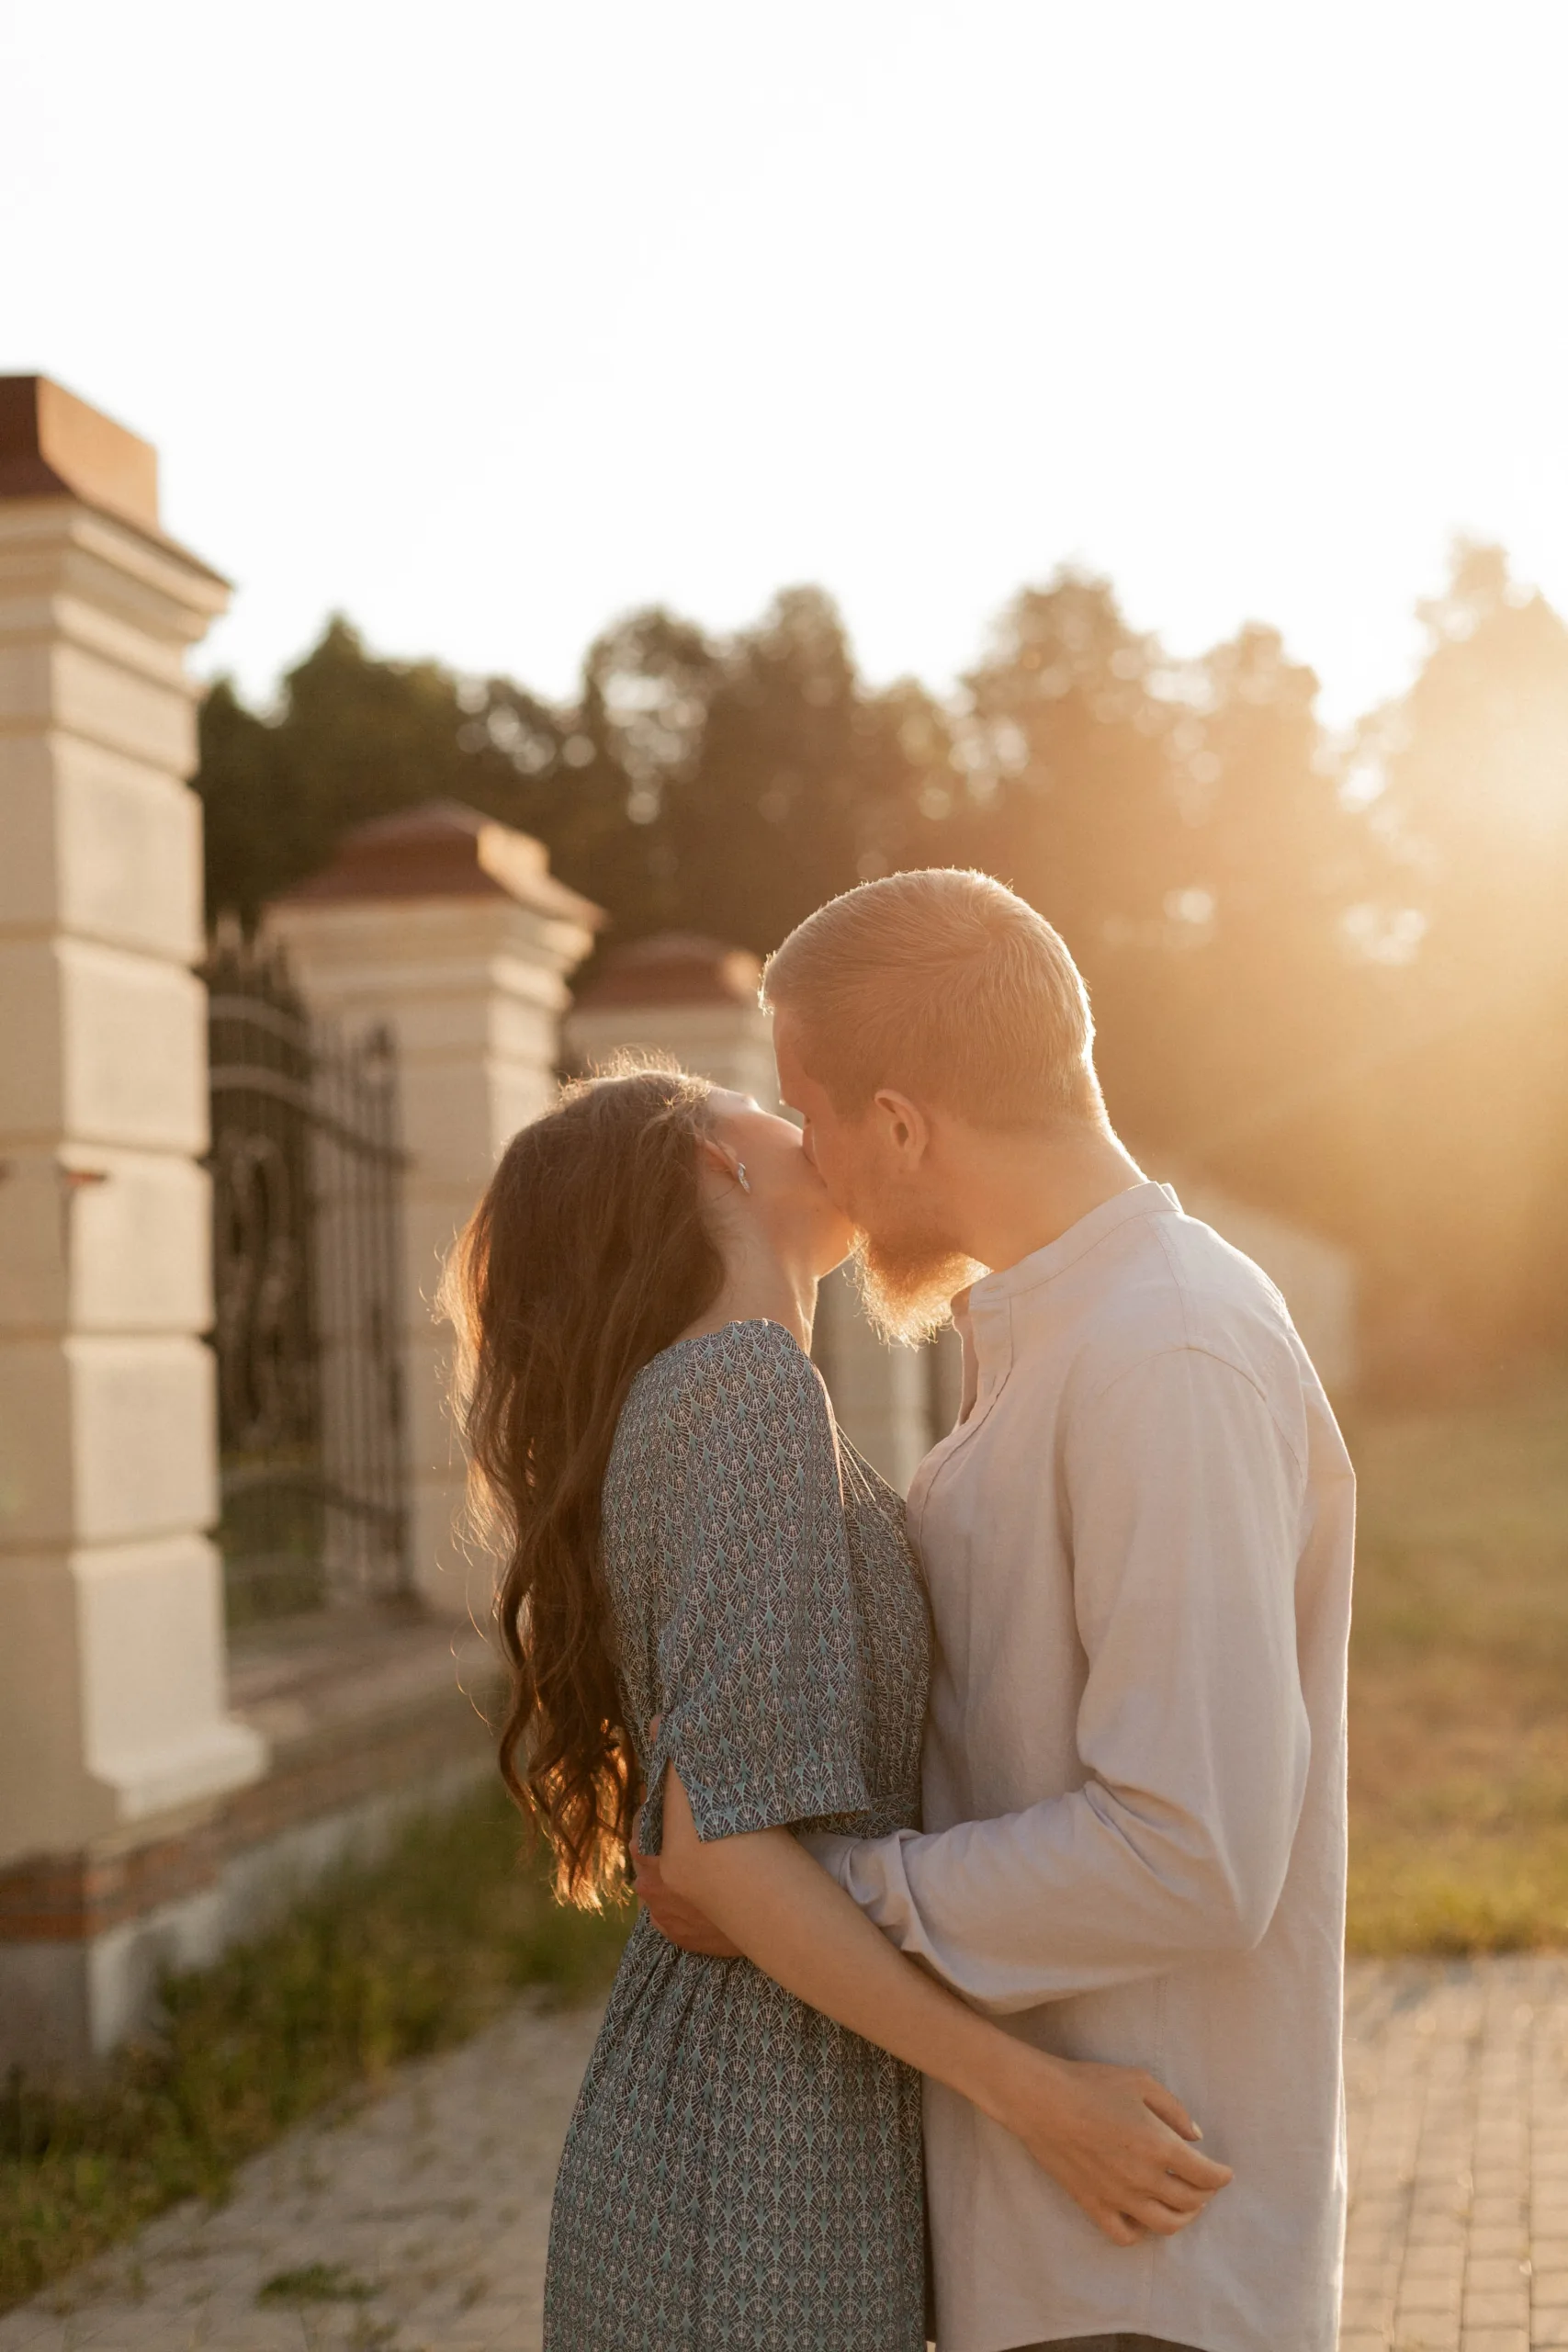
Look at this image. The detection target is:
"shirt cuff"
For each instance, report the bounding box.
[797,1829,861,1887]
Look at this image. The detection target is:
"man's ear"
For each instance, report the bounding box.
[871,1088,931,1164]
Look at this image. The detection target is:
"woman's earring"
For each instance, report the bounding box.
[735,1162,751,1193]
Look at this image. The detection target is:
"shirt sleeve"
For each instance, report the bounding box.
[802,1345,1312,2010]
[638,1327,873,1853]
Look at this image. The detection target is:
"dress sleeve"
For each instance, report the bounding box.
[638,1324,873,1851]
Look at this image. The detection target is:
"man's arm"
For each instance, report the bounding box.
[655,1762,1234,2245]
[804,1346,1312,2015]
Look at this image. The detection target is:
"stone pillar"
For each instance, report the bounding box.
[564,933,941,1489]
[812,1271,942,1492]
[264,805,602,1615]
[565,933,783,1108]
[0,381,265,2030]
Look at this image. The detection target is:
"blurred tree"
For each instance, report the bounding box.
[659,589,958,946]
[194,598,955,944]
[193,557,1568,1379]
[489,588,958,955]
[959,572,1180,944]
[197,678,296,922]
[954,575,1381,1227]
[1152,623,1385,1231]
[953,571,1190,1154]
[196,583,1377,1212]
[195,616,570,923]
[1346,542,1568,1361]
[563,605,723,937]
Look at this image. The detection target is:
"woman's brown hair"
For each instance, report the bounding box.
[441,1064,724,1906]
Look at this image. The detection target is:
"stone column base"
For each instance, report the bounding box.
[0,1605,503,2080]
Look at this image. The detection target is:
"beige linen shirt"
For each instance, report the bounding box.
[807,1182,1353,2352]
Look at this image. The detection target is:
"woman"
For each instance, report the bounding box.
[444,1064,1230,2352]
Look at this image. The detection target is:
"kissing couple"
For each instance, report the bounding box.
[445,867,1354,2352]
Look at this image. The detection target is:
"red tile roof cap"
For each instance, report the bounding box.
[575,932,764,1010]
[0,375,228,582]
[276,801,604,925]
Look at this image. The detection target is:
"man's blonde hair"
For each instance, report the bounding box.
[762,869,1101,1130]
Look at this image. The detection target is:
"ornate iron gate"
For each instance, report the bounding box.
[206,938,412,1624]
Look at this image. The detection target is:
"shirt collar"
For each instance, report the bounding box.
[942,1182,1180,1429]
[964,1179,1180,1313]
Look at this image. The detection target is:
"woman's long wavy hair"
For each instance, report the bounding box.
[440,1064,725,1907]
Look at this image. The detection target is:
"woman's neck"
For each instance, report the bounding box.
[679,1236,821,1354]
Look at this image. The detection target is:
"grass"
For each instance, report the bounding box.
[0,1785,629,2315]
[256,2261,379,2303]
[1345,1363,1568,1953]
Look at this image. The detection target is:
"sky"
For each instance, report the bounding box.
[4,0,1567,727]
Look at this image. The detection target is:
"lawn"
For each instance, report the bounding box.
[1345,1363,1568,1953]
[0,1789,630,2314]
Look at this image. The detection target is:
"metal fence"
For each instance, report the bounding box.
[206,938,412,1625]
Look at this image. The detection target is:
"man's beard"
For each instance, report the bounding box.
[848,1223,985,1347]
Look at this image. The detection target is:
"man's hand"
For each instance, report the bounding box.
[632,1807,743,1959]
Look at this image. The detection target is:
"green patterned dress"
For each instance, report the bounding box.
[543,1318,931,2352]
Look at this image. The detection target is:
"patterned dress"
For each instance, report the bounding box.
[543,1318,931,2352]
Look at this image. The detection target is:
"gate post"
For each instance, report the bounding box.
[566,933,784,1108]
[264,804,602,1617]
[0,381,265,2062]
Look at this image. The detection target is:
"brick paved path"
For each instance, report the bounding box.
[1340,1957,1568,2352]
[4,1957,1565,2352]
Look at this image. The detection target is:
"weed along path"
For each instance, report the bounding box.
[0,1997,604,2352]
[2,1957,1566,2352]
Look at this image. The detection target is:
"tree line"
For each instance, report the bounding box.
[196,545,1568,1385]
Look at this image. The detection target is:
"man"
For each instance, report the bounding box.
[644,867,1353,2352]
